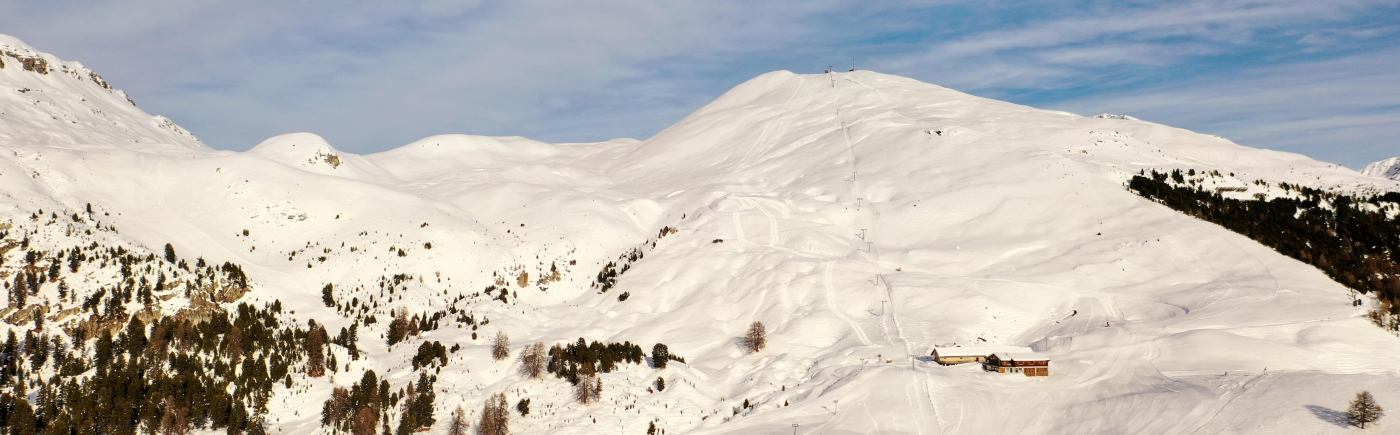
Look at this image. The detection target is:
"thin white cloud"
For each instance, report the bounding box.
[0,0,1396,167]
[1048,53,1400,168]
[877,0,1393,90]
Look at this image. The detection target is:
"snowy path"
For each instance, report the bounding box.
[826,261,874,346]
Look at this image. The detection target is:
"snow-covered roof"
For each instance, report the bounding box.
[991,352,1051,362]
[932,346,1033,357]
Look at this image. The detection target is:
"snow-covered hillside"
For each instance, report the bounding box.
[1363,157,1400,180]
[4,35,1400,434]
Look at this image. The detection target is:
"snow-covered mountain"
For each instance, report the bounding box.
[3,35,1400,434]
[1363,157,1400,180]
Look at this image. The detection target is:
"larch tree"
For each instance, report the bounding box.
[743,321,767,353]
[520,342,546,378]
[306,320,328,377]
[491,332,510,361]
[1348,390,1384,428]
[575,363,602,404]
[352,407,378,435]
[477,392,509,435]
[446,406,469,435]
[159,399,192,435]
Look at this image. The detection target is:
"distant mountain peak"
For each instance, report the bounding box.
[1093,113,1138,120]
[0,33,206,150]
[1362,157,1400,180]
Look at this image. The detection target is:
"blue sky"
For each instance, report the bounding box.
[2,0,1397,167]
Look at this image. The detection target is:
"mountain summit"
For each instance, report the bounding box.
[1363,156,1400,180]
[2,35,1400,434]
[0,36,204,151]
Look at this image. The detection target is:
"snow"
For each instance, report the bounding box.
[931,346,1031,358]
[4,35,1400,434]
[1362,156,1400,180]
[994,352,1049,362]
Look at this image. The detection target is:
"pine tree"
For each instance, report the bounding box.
[322,283,336,307]
[6,394,36,435]
[1348,390,1384,428]
[164,243,177,264]
[387,311,411,346]
[651,343,669,369]
[11,273,27,307]
[411,372,436,428]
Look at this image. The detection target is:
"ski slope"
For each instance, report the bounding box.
[4,34,1400,434]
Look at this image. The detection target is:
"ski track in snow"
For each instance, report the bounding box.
[826,261,874,347]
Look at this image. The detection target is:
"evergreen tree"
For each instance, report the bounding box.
[164,243,177,263]
[322,284,335,307]
[387,311,411,346]
[4,394,37,435]
[651,343,669,369]
[410,372,436,429]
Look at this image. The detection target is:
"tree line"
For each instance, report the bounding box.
[1130,170,1400,330]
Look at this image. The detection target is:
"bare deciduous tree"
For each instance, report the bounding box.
[322,387,351,427]
[159,399,192,435]
[492,332,510,361]
[1348,390,1385,428]
[742,321,767,353]
[446,405,469,435]
[226,325,244,363]
[520,342,546,378]
[352,407,378,435]
[575,364,603,404]
[477,393,509,435]
[307,321,328,377]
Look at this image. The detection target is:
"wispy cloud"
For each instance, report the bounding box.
[0,0,1396,166]
[1047,52,1400,167]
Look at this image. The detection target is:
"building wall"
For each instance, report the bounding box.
[935,355,986,365]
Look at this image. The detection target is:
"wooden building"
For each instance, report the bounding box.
[931,346,1033,366]
[984,352,1050,377]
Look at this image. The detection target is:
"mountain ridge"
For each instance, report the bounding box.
[1363,156,1400,180]
[2,34,1400,434]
